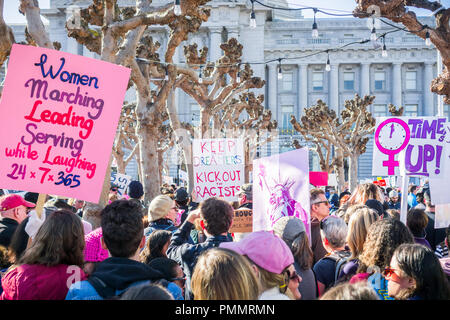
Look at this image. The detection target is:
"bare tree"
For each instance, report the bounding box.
[65,0,211,202]
[354,0,450,103]
[218,91,277,182]
[292,94,404,192]
[166,38,266,192]
[290,100,347,190]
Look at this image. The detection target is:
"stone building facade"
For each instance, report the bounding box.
[2,0,448,182]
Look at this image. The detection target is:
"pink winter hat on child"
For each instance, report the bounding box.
[83,228,109,262]
[220,231,294,274]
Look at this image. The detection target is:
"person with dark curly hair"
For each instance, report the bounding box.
[349,218,414,300]
[167,197,233,300]
[65,200,164,300]
[1,210,87,300]
[386,243,450,300]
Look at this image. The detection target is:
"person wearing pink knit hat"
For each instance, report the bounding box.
[83,228,109,275]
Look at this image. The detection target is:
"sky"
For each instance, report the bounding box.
[3,0,448,23]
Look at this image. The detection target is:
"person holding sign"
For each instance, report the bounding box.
[167,198,234,300]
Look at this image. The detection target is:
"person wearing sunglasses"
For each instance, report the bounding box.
[273,216,316,300]
[144,195,179,241]
[310,189,331,265]
[147,257,185,300]
[349,219,414,300]
[385,243,450,300]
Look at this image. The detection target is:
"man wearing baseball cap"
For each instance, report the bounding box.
[0,194,35,246]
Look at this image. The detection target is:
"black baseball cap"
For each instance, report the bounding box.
[174,188,189,202]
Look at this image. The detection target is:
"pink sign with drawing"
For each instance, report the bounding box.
[253,148,311,239]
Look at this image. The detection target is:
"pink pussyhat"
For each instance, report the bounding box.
[83,227,109,262]
[220,231,294,274]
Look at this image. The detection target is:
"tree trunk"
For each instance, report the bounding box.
[200,108,210,138]
[166,90,195,192]
[137,122,160,203]
[334,148,346,192]
[348,153,359,194]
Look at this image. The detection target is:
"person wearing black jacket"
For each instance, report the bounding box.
[175,188,199,225]
[65,200,171,300]
[167,197,234,300]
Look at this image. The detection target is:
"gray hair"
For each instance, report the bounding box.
[320,216,348,249]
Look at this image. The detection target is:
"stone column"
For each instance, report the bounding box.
[298,63,308,117]
[209,27,223,63]
[329,64,339,112]
[392,62,402,107]
[268,63,278,113]
[423,62,434,116]
[227,26,239,42]
[361,62,370,96]
[65,7,78,54]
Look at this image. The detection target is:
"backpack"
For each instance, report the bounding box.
[322,250,352,286]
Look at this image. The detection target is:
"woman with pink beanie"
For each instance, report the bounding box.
[83,228,109,275]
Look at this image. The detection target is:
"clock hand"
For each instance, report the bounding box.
[389,123,395,138]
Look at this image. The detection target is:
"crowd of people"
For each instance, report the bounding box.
[0,179,448,300]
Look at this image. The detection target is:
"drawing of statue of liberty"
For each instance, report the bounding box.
[257,163,309,234]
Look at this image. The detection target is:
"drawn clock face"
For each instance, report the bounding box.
[376,121,408,152]
[374,118,411,175]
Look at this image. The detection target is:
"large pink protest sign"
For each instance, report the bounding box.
[193,138,244,202]
[0,44,130,203]
[253,148,311,239]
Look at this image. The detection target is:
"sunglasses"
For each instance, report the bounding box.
[288,270,301,282]
[314,200,330,206]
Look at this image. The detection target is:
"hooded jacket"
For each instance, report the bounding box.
[65,257,163,300]
[167,220,232,300]
[1,264,87,300]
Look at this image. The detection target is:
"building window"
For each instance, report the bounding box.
[372,104,387,117]
[281,105,294,134]
[282,72,293,91]
[444,104,450,121]
[405,71,417,90]
[312,72,323,91]
[343,72,355,90]
[404,104,418,117]
[190,104,200,126]
[374,71,385,91]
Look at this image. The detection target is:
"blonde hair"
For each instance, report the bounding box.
[245,256,289,295]
[344,204,366,224]
[347,183,384,206]
[346,206,379,259]
[191,248,260,300]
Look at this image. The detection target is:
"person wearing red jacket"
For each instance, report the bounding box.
[1,210,87,300]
